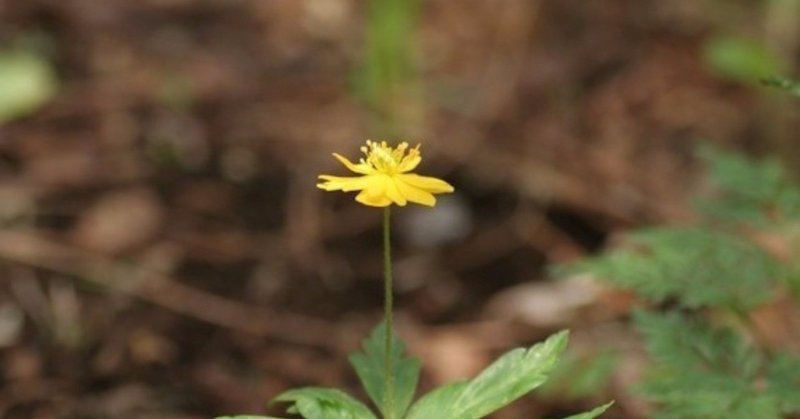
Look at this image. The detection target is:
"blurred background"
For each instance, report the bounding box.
[0,0,798,418]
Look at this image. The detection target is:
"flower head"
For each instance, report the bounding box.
[317,140,454,207]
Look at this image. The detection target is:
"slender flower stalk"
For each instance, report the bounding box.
[382,207,395,419]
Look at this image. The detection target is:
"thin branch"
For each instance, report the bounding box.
[0,230,337,348]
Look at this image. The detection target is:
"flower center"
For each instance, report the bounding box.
[360,140,416,175]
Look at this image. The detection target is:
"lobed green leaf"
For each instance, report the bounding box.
[349,323,420,419]
[271,387,377,419]
[563,227,778,310]
[405,330,569,419]
[634,311,783,419]
[697,146,800,227]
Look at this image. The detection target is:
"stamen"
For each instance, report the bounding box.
[357,140,421,174]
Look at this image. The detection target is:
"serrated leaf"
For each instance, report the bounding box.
[557,401,614,419]
[271,388,377,419]
[405,330,569,419]
[0,50,57,123]
[634,311,762,379]
[399,381,469,419]
[697,146,800,226]
[564,227,777,310]
[349,323,420,419]
[634,311,782,419]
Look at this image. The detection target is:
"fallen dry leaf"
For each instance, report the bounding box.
[71,188,163,255]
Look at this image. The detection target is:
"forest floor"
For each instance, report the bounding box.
[0,1,793,418]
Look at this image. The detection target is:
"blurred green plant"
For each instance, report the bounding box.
[696,144,800,227]
[559,147,800,418]
[634,311,792,419]
[219,326,611,419]
[762,76,800,98]
[540,349,620,401]
[353,0,422,137]
[219,140,611,418]
[0,48,57,123]
[703,36,784,83]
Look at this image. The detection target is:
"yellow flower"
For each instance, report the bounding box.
[317,140,454,207]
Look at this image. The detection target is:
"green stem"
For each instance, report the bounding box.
[383,207,395,419]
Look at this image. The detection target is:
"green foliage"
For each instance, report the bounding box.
[564,227,778,310]
[540,349,620,399]
[272,388,377,419]
[362,0,419,97]
[697,146,800,226]
[762,76,800,98]
[634,311,788,419]
[703,36,783,83]
[0,49,57,123]
[354,0,422,136]
[766,354,800,413]
[349,323,421,419]
[220,326,612,418]
[563,148,800,418]
[405,331,568,419]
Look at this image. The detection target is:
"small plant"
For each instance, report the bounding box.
[218,141,611,419]
[763,76,800,98]
[561,147,800,418]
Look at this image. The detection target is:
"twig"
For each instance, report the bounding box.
[0,230,337,348]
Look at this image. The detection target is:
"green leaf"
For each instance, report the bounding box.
[696,146,800,226]
[271,388,377,419]
[557,401,614,419]
[762,76,800,98]
[634,311,782,419]
[399,382,469,419]
[405,330,569,419]
[0,50,57,123]
[563,227,778,310]
[703,36,783,83]
[349,323,420,419]
[539,349,619,399]
[635,311,762,381]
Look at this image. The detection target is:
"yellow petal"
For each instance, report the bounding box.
[397,144,421,173]
[397,154,421,173]
[333,153,374,175]
[385,176,407,206]
[356,189,392,207]
[396,174,454,194]
[394,177,436,206]
[317,174,374,191]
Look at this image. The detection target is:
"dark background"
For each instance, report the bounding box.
[0,1,798,418]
